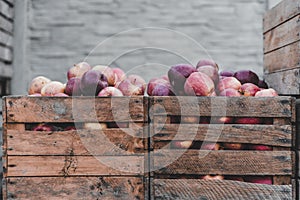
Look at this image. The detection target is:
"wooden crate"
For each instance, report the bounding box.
[2,96,148,200]
[149,96,296,199]
[263,0,300,95]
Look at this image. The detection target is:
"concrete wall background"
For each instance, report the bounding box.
[12,0,271,94]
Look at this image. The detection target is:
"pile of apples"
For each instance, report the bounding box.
[148,59,277,97]
[28,59,277,97]
[28,62,146,97]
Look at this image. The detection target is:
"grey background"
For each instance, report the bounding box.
[10,0,281,95]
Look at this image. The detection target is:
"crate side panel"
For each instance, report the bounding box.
[152,179,292,200]
[264,41,300,74]
[152,123,292,147]
[151,97,294,118]
[7,155,145,177]
[7,129,146,156]
[264,0,300,33]
[5,97,145,123]
[264,68,300,95]
[264,15,300,53]
[5,177,145,200]
[151,150,293,176]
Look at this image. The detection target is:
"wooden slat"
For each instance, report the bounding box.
[5,177,145,200]
[263,0,300,33]
[0,45,12,62]
[152,124,292,147]
[7,129,145,155]
[151,150,293,176]
[0,15,13,33]
[152,179,292,200]
[0,61,13,77]
[264,68,300,95]
[264,15,300,53]
[0,30,12,46]
[5,96,145,123]
[264,41,300,74]
[7,155,145,177]
[150,96,294,118]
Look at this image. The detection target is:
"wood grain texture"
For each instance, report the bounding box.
[7,155,145,177]
[152,179,292,200]
[264,41,300,74]
[264,68,300,95]
[6,129,146,155]
[151,150,293,176]
[263,0,300,33]
[264,15,300,53]
[150,96,295,118]
[152,124,292,147]
[5,96,146,123]
[4,177,145,200]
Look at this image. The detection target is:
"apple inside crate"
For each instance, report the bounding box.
[149,96,296,196]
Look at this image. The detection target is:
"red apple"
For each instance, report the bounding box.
[65,77,82,96]
[67,62,91,80]
[255,88,278,97]
[147,78,174,96]
[219,88,241,97]
[32,124,55,131]
[197,65,219,84]
[28,76,51,95]
[168,64,197,95]
[235,117,261,124]
[98,87,123,96]
[28,93,42,97]
[184,72,215,96]
[117,78,144,96]
[258,79,268,89]
[220,70,234,77]
[201,142,220,150]
[127,75,146,93]
[248,144,272,151]
[233,70,259,85]
[54,93,69,97]
[239,83,261,96]
[41,81,65,96]
[93,65,116,86]
[80,70,108,96]
[217,77,241,92]
[244,176,272,185]
[222,143,243,150]
[172,141,193,149]
[113,67,126,83]
[161,75,169,81]
[196,59,219,70]
[202,175,224,180]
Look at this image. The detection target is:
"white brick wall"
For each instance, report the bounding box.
[13,0,268,94]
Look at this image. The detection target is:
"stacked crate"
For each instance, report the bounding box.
[149,96,296,199]
[2,96,148,199]
[263,0,300,95]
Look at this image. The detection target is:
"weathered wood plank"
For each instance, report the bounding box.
[152,124,292,147]
[7,129,146,155]
[0,45,12,62]
[151,150,293,176]
[5,177,145,200]
[263,0,300,33]
[152,179,292,200]
[264,68,300,95]
[150,96,294,118]
[0,15,13,33]
[264,41,300,74]
[264,15,300,53]
[0,30,12,46]
[5,96,146,123]
[0,0,13,20]
[0,61,13,77]
[7,155,145,177]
